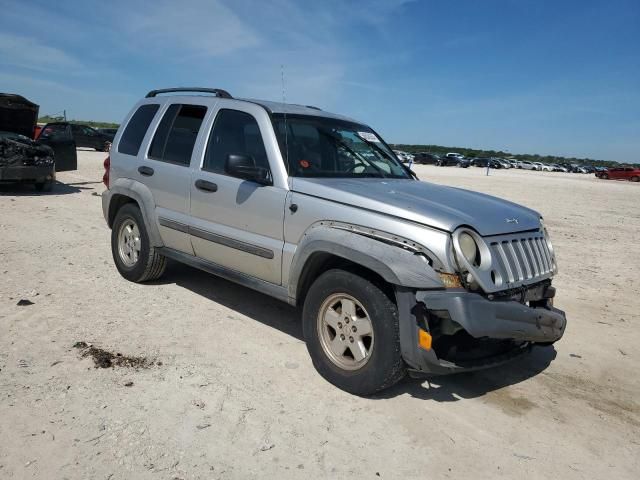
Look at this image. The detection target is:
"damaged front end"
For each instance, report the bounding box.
[396,223,567,375]
[0,135,55,184]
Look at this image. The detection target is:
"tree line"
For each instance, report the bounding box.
[38,115,119,129]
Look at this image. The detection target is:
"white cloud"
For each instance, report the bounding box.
[0,33,83,72]
[123,0,260,57]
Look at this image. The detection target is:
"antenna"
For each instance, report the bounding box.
[281,64,289,174]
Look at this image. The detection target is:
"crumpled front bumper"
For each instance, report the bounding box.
[396,288,566,375]
[417,290,566,343]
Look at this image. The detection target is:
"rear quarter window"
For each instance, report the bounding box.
[117,104,160,156]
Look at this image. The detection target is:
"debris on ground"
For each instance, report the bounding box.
[73,342,156,369]
[259,442,275,452]
[124,381,134,387]
[16,299,34,306]
[569,353,582,358]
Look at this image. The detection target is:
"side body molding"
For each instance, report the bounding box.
[287,223,445,301]
[102,178,164,247]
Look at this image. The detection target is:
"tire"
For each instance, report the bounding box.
[34,180,53,192]
[602,173,609,180]
[302,269,406,395]
[111,203,166,282]
[631,176,639,182]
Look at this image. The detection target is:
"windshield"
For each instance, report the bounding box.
[272,114,410,179]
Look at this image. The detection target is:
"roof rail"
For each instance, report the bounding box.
[305,105,322,110]
[145,87,233,99]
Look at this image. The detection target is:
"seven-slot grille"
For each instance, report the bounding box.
[489,234,555,284]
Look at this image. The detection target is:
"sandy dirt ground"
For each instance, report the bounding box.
[1,150,638,479]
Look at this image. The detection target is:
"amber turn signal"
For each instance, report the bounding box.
[418,328,432,350]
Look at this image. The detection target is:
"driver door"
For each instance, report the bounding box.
[37,123,77,171]
[189,106,287,285]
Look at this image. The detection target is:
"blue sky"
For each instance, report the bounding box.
[1,0,638,162]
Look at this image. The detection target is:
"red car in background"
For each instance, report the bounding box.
[600,167,640,182]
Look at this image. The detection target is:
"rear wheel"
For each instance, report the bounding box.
[602,173,609,179]
[302,269,405,395]
[111,203,166,282]
[631,176,639,182]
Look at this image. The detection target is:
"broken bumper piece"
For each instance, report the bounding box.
[398,289,566,374]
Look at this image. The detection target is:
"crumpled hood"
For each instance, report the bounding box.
[291,178,541,236]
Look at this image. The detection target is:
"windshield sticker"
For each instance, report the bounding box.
[357,131,380,143]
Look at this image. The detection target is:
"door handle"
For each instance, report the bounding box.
[195,179,218,192]
[138,166,154,176]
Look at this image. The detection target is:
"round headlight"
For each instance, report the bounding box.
[459,232,479,265]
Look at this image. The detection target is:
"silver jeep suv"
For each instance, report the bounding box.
[102,87,566,395]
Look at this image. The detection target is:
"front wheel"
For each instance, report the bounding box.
[111,203,166,282]
[631,176,639,182]
[302,269,406,395]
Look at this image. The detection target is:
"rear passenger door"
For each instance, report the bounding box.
[126,102,208,254]
[189,106,287,285]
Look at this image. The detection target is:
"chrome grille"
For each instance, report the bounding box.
[489,234,555,285]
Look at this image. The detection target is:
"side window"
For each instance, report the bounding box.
[40,124,72,141]
[148,104,207,166]
[203,109,269,175]
[118,104,160,156]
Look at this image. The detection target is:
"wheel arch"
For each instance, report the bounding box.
[104,179,163,247]
[289,223,446,305]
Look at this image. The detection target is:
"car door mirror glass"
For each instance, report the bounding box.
[225,154,270,184]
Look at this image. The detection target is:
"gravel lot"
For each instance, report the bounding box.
[1,150,638,479]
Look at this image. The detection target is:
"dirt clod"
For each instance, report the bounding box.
[17,299,34,306]
[73,342,155,369]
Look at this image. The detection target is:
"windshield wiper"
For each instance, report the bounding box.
[318,130,388,178]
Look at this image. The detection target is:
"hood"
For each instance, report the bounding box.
[291,178,541,236]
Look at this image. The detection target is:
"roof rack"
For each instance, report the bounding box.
[305,105,322,110]
[145,87,233,99]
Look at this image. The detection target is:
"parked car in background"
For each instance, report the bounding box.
[530,162,544,171]
[495,158,511,169]
[550,164,568,172]
[0,92,77,176]
[517,160,535,170]
[600,167,640,181]
[438,155,462,166]
[471,158,501,169]
[457,158,470,168]
[540,164,553,172]
[412,152,440,165]
[0,130,55,191]
[594,166,609,178]
[97,127,118,142]
[39,122,111,152]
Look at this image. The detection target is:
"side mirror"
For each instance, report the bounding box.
[225,154,270,185]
